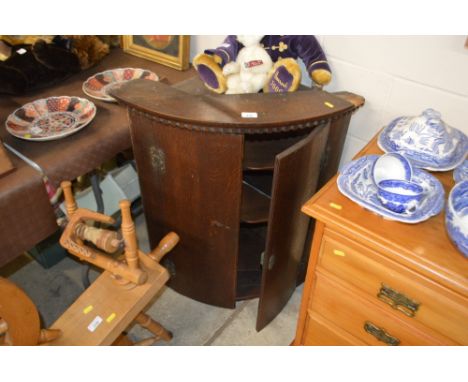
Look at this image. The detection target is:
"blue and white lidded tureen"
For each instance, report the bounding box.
[378,109,467,171]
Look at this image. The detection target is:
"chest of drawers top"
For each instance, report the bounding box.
[302,137,468,298]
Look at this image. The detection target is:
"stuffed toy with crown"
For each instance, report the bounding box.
[222,35,272,94]
[193,35,332,94]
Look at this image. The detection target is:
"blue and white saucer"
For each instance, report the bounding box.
[378,109,467,172]
[453,160,468,183]
[337,155,445,224]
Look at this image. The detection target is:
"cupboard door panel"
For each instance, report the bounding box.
[129,110,243,308]
[256,124,328,330]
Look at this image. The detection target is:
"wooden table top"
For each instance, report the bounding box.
[302,134,468,297]
[0,48,196,187]
[0,48,195,267]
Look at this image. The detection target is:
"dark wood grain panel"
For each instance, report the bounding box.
[128,109,243,308]
[256,123,329,331]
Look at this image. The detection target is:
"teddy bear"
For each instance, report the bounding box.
[221,35,273,94]
[193,35,332,95]
[0,35,110,95]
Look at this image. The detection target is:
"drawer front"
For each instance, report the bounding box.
[318,229,468,344]
[301,310,365,346]
[310,272,452,345]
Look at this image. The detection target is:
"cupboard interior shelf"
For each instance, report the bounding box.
[243,133,307,171]
[241,181,271,224]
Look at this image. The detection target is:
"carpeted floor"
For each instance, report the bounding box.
[8,259,83,328]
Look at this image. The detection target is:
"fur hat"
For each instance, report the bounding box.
[0,35,110,95]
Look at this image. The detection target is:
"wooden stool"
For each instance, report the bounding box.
[0,181,179,346]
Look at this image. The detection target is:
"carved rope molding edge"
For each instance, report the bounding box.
[128,106,361,135]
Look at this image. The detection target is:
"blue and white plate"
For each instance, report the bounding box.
[337,155,445,224]
[446,180,468,257]
[378,109,467,172]
[453,160,468,183]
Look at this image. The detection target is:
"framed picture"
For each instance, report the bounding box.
[121,35,190,70]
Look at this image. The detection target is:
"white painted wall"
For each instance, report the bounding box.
[190,35,224,61]
[320,36,468,168]
[190,36,468,168]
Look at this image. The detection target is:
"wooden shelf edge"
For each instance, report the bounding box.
[240,182,271,224]
[243,164,274,171]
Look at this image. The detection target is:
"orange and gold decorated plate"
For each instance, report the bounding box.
[5,96,96,141]
[82,67,159,102]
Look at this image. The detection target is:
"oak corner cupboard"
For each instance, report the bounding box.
[113,77,364,330]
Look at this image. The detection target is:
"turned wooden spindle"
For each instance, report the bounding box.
[60,209,147,285]
[149,232,180,263]
[38,328,62,344]
[74,224,122,254]
[135,312,172,342]
[61,181,122,253]
[61,236,147,285]
[61,180,77,217]
[119,200,139,270]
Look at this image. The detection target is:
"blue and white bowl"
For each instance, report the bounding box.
[378,109,467,171]
[453,160,468,183]
[372,152,412,185]
[446,180,468,257]
[377,179,425,214]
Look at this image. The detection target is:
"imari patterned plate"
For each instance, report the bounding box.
[5,96,96,141]
[82,67,159,102]
[337,155,445,224]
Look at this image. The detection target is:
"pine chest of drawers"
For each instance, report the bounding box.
[294,136,468,346]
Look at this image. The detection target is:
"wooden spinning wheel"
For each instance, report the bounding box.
[0,277,60,346]
[1,181,180,346]
[0,277,40,346]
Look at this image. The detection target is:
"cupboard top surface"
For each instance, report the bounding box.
[111,77,363,134]
[302,135,468,297]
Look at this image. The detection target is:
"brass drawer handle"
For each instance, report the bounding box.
[377,283,420,318]
[364,321,400,346]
